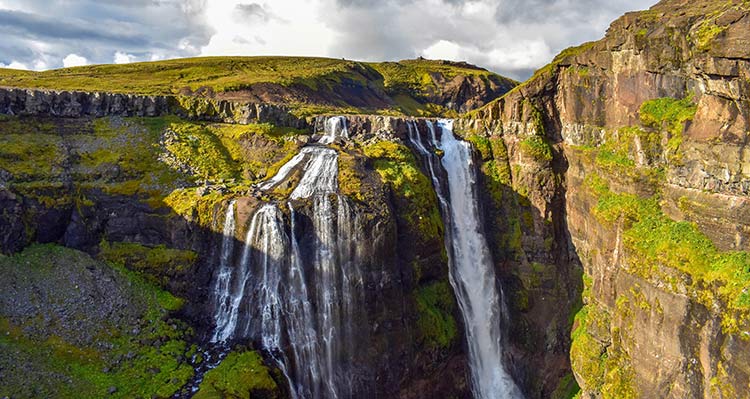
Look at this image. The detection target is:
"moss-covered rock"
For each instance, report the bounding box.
[415,281,458,350]
[194,350,279,399]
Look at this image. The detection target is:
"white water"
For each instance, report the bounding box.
[409,119,522,399]
[210,116,362,399]
[318,116,349,144]
[210,200,237,342]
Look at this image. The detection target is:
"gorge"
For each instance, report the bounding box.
[1,0,750,398]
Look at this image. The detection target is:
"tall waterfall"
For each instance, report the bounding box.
[209,116,364,399]
[407,119,522,399]
[211,200,237,343]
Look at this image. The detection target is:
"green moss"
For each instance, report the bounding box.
[571,301,637,398]
[194,350,278,399]
[520,135,553,162]
[99,241,198,292]
[338,151,366,203]
[163,188,235,228]
[570,305,607,391]
[551,373,581,399]
[0,244,194,398]
[363,140,444,243]
[0,129,64,180]
[415,281,458,350]
[464,133,523,261]
[693,18,728,51]
[466,134,493,160]
[161,122,241,182]
[639,97,696,161]
[588,179,750,332]
[202,122,303,181]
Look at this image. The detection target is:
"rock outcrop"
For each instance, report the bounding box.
[0,87,308,128]
[458,0,750,397]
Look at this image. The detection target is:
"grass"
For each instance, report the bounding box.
[0,57,370,95]
[193,350,278,399]
[0,244,194,398]
[0,56,516,117]
[586,176,750,332]
[363,140,444,243]
[638,97,696,160]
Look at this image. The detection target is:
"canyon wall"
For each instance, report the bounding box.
[459,0,750,397]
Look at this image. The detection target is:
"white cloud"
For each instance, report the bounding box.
[0,60,29,70]
[114,51,135,64]
[32,59,49,70]
[62,53,88,68]
[422,40,462,62]
[199,0,336,58]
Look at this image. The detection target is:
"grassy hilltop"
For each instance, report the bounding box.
[0,56,517,117]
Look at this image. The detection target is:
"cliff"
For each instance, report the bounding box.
[458,0,750,397]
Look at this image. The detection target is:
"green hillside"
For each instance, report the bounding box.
[0,56,516,117]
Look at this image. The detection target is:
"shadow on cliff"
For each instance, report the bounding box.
[473,147,584,398]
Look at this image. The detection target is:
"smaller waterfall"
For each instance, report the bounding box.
[290,147,338,199]
[209,116,364,399]
[318,116,349,145]
[211,201,237,343]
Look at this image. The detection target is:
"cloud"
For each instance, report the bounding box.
[0,0,657,79]
[114,51,136,64]
[200,0,335,58]
[62,53,88,68]
[317,0,656,79]
[234,3,286,23]
[0,0,213,70]
[0,60,29,70]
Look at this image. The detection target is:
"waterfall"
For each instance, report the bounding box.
[209,116,363,399]
[211,200,237,343]
[318,116,349,145]
[408,119,522,399]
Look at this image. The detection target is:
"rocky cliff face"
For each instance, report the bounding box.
[0,108,473,398]
[460,0,750,397]
[0,87,309,127]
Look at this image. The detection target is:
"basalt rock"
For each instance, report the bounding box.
[460,0,750,397]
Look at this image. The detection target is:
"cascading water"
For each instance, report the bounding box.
[208,116,364,399]
[407,119,522,399]
[210,200,237,343]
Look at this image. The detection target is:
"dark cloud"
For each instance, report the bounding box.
[234,3,286,23]
[0,9,144,45]
[0,0,213,69]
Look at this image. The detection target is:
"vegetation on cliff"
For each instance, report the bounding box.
[0,244,195,398]
[193,350,279,399]
[587,175,750,330]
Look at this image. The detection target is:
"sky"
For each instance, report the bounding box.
[0,0,656,80]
